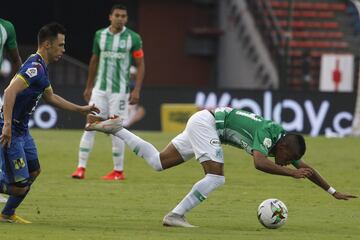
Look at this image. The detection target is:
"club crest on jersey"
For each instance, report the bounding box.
[210,138,221,146]
[263,138,272,149]
[25,68,38,78]
[120,40,126,48]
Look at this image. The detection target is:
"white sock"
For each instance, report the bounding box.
[78,131,96,168]
[114,129,162,171]
[172,174,225,216]
[111,135,124,171]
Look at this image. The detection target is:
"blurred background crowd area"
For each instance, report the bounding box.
[1,0,359,91]
[2,0,360,135]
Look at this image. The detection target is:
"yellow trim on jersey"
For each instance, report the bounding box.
[36,51,45,61]
[44,85,52,92]
[16,74,30,87]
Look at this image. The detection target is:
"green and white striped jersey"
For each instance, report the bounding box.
[214,107,286,156]
[92,26,142,93]
[0,18,18,65]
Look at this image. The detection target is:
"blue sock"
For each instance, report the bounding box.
[1,189,29,216]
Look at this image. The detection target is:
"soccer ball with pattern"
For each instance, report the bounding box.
[257,198,288,229]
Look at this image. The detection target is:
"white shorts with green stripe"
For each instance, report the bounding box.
[90,89,129,120]
[171,110,224,164]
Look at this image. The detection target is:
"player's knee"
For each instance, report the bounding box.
[10,185,29,196]
[154,165,163,172]
[30,169,41,178]
[153,158,163,171]
[206,174,225,189]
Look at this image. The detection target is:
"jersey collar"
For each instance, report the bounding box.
[107,26,126,35]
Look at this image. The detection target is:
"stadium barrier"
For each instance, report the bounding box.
[161,104,198,132]
[27,88,355,137]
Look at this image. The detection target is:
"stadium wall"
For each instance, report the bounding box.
[24,88,355,136]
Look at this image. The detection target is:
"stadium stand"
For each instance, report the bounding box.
[246,0,360,90]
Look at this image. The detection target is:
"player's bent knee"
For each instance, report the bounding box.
[30,169,41,178]
[10,185,29,196]
[153,162,163,172]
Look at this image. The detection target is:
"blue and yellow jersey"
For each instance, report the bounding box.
[5,53,51,132]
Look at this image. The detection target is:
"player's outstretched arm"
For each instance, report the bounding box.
[43,87,99,115]
[252,151,313,178]
[295,160,358,200]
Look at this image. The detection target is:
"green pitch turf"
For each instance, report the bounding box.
[0,130,359,240]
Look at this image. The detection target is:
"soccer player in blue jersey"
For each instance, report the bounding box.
[0,18,22,203]
[0,22,99,223]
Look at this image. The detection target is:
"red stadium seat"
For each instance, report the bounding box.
[278,20,339,29]
[288,40,348,48]
[290,31,343,39]
[270,1,346,11]
[272,10,335,18]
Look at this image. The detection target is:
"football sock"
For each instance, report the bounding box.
[172,174,225,215]
[114,129,163,171]
[111,135,124,171]
[1,189,29,216]
[78,131,96,168]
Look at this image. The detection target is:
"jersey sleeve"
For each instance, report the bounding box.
[252,128,273,156]
[4,20,18,50]
[92,31,101,56]
[17,62,45,87]
[130,32,144,58]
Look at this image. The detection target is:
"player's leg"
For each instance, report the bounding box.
[85,115,194,170]
[102,93,129,180]
[163,110,225,227]
[102,135,126,180]
[72,90,107,179]
[0,135,33,223]
[122,104,146,128]
[72,131,96,179]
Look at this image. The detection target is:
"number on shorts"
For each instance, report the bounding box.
[119,100,126,111]
[13,158,26,170]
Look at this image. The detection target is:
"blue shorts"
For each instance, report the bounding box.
[0,130,40,185]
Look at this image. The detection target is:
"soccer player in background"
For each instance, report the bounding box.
[0,18,22,204]
[85,107,357,227]
[122,66,146,128]
[0,18,22,81]
[0,22,99,223]
[71,4,145,180]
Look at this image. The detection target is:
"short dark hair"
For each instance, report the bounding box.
[38,22,66,45]
[282,133,306,160]
[110,4,127,14]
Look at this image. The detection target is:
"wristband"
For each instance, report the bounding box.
[327,187,336,195]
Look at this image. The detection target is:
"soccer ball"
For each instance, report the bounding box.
[257,198,288,229]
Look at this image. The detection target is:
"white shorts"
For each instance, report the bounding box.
[90,89,129,119]
[171,110,224,163]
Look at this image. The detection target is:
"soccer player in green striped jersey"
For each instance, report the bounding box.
[85,107,357,227]
[72,4,145,180]
[0,18,21,79]
[0,18,21,204]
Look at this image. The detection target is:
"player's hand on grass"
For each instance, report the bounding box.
[0,123,12,148]
[332,191,358,200]
[79,104,100,116]
[292,168,313,179]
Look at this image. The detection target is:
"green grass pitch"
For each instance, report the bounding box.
[0,129,359,240]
